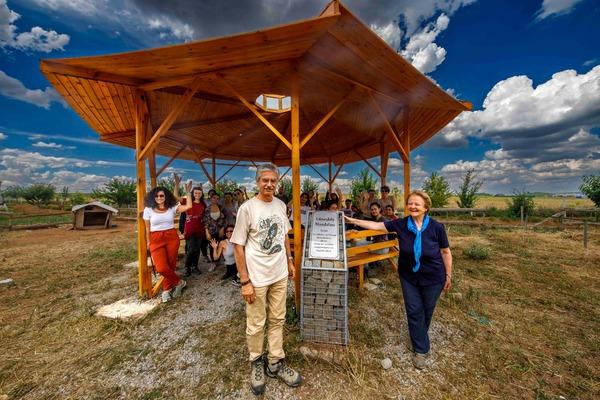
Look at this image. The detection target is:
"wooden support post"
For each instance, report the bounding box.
[134,90,151,298]
[211,157,217,189]
[148,152,157,188]
[402,108,411,216]
[583,221,588,249]
[291,74,302,311]
[328,159,333,193]
[380,142,388,188]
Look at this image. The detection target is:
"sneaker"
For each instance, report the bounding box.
[412,352,428,370]
[250,357,266,395]
[266,359,302,387]
[208,263,216,272]
[172,279,187,298]
[161,290,172,303]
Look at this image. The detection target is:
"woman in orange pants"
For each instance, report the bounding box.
[143,181,192,303]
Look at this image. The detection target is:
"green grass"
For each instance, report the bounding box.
[0,214,71,227]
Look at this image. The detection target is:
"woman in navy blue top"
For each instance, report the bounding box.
[345,190,453,370]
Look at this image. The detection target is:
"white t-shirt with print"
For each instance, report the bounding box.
[230,197,291,287]
[142,206,178,232]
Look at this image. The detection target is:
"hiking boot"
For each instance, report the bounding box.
[412,352,428,370]
[266,359,302,387]
[161,290,172,303]
[172,279,187,298]
[250,356,266,395]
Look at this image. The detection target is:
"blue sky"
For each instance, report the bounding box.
[1,0,598,194]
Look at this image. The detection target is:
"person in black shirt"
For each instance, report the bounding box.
[345,190,452,370]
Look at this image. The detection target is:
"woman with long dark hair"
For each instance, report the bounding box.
[209,224,240,285]
[203,192,226,272]
[143,182,192,303]
[182,186,209,277]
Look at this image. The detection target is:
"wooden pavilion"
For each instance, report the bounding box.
[40,0,470,301]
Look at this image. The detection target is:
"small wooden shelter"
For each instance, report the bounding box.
[72,201,118,229]
[41,1,471,301]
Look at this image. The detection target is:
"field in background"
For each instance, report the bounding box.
[448,195,594,209]
[0,220,598,399]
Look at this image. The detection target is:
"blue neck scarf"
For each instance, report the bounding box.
[407,215,430,272]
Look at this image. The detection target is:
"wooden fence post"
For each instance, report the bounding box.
[583,221,588,249]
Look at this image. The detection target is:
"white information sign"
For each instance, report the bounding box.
[308,211,340,260]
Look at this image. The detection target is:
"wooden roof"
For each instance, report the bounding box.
[40,1,470,167]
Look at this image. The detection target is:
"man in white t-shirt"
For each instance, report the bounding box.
[231,163,302,396]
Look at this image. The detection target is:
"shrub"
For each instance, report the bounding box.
[350,168,377,203]
[278,177,292,201]
[22,184,55,205]
[301,176,319,194]
[463,244,491,260]
[508,190,535,218]
[422,172,452,208]
[92,178,136,207]
[580,175,600,207]
[456,168,483,208]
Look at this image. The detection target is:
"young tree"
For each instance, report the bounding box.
[580,175,600,207]
[1,185,23,200]
[350,167,377,202]
[70,192,87,205]
[216,178,239,195]
[22,184,56,205]
[278,177,292,201]
[422,172,452,208]
[456,169,483,208]
[508,190,535,218]
[301,176,319,194]
[92,178,136,207]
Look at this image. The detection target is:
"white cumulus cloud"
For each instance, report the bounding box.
[401,14,449,74]
[535,0,585,20]
[0,132,6,140]
[32,141,75,150]
[0,70,67,109]
[0,0,69,52]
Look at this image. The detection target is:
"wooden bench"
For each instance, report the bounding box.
[346,229,398,289]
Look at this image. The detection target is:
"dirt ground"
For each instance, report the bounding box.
[0,220,599,399]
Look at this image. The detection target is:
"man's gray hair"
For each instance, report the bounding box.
[255,163,280,182]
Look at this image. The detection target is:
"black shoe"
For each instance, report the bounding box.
[194,266,202,275]
[183,267,191,277]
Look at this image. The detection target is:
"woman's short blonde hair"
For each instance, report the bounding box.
[405,190,432,211]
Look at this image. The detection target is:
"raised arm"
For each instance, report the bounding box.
[176,180,193,213]
[172,173,181,200]
[344,215,388,231]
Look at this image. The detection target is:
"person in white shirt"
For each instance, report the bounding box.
[230,163,302,395]
[143,182,192,303]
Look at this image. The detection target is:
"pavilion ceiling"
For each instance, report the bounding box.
[41,1,470,167]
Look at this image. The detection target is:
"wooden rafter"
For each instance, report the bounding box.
[216,160,240,183]
[308,164,328,182]
[218,75,292,149]
[368,92,409,162]
[190,148,214,185]
[160,87,240,106]
[157,145,187,176]
[299,86,354,148]
[354,148,381,177]
[138,76,204,161]
[331,151,349,182]
[280,167,291,179]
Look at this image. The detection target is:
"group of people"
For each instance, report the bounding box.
[142,164,453,395]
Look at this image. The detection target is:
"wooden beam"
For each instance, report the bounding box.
[300,59,405,106]
[354,149,381,177]
[216,160,240,183]
[144,97,157,188]
[291,74,302,311]
[218,76,292,149]
[157,145,187,176]
[280,167,291,179]
[190,148,214,185]
[308,164,328,182]
[403,108,411,215]
[331,151,350,182]
[160,87,241,106]
[271,114,291,161]
[103,112,255,141]
[40,60,145,87]
[211,157,216,188]
[299,87,353,148]
[134,90,151,298]
[138,75,204,161]
[369,92,409,162]
[328,159,333,193]
[380,141,389,187]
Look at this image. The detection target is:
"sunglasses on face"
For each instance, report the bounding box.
[226,230,234,233]
[155,194,165,198]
